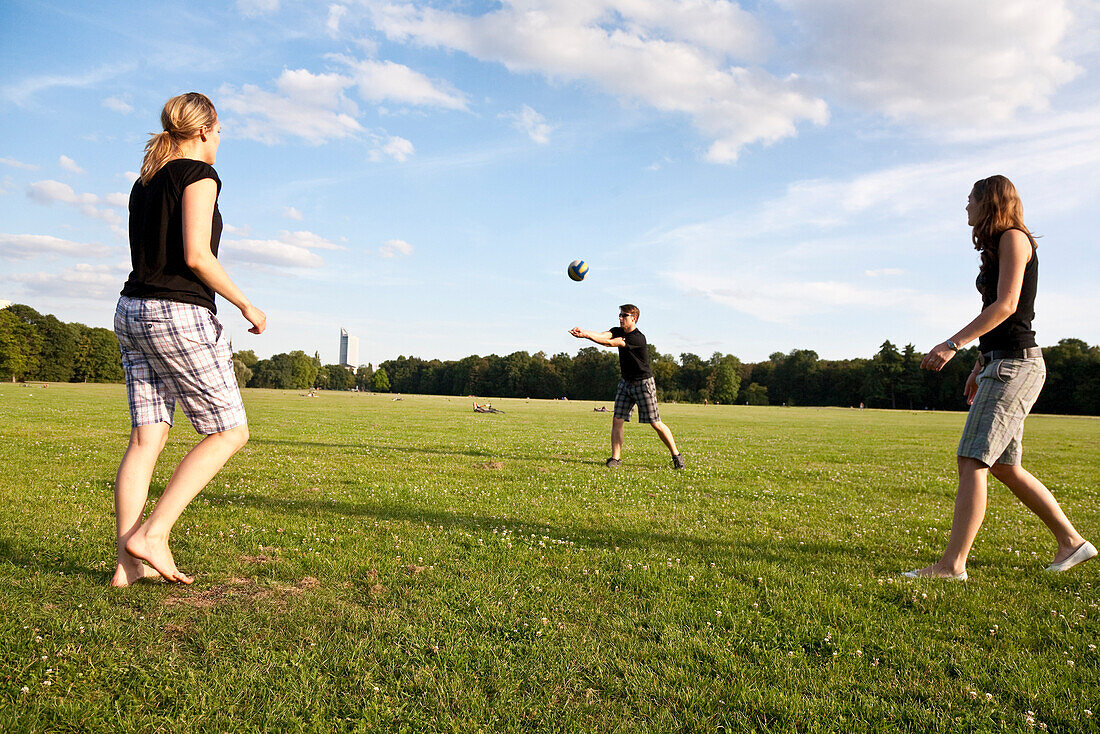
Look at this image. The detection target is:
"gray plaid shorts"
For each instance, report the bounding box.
[114,296,247,435]
[614,376,660,424]
[957,357,1045,466]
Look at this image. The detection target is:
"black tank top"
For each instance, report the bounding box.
[976,229,1038,352]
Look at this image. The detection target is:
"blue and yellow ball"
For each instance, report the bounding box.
[568,260,589,282]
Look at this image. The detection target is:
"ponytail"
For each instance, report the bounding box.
[139,92,218,185]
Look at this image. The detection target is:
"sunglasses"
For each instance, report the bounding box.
[618,313,632,319]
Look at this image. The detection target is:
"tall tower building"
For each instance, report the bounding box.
[339,328,359,369]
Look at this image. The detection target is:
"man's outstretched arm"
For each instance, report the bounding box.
[569,327,626,347]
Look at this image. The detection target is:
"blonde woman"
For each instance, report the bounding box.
[906,175,1094,580]
[112,92,266,586]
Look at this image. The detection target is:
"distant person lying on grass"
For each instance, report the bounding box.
[473,401,503,414]
[905,175,1093,581]
[111,93,266,587]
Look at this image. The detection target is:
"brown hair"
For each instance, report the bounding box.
[140,92,218,184]
[970,175,1036,281]
[619,304,640,321]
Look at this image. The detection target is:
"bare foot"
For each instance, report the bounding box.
[125,533,193,584]
[109,561,163,588]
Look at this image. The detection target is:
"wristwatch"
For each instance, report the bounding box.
[945,339,959,352]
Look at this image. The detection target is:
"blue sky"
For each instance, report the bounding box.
[3,0,1099,366]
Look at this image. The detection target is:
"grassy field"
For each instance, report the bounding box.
[1,383,1097,733]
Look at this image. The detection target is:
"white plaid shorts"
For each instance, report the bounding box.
[614,376,660,424]
[114,296,247,435]
[957,357,1045,466]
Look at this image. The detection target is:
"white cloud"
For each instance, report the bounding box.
[8,263,128,301]
[865,268,903,278]
[370,135,415,162]
[26,180,124,229]
[283,206,304,220]
[279,230,344,251]
[670,271,918,323]
[219,69,365,145]
[3,63,132,106]
[333,55,468,110]
[223,238,325,269]
[104,192,129,207]
[102,96,133,114]
[220,56,467,147]
[59,155,84,175]
[28,180,97,206]
[369,1,828,162]
[238,0,278,17]
[221,229,343,269]
[328,4,348,35]
[223,223,251,237]
[0,233,111,260]
[504,105,554,145]
[1,157,38,170]
[378,239,412,258]
[779,0,1080,130]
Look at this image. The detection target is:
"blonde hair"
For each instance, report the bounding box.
[139,92,217,184]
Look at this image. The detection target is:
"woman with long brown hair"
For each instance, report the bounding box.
[111,92,266,586]
[906,175,1094,580]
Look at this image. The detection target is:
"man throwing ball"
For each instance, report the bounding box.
[570,304,685,470]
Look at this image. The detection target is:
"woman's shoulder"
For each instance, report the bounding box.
[996,229,1036,264]
[164,158,221,191]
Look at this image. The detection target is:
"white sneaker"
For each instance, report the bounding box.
[1044,541,1097,573]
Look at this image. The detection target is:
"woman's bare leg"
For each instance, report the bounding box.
[112,423,171,587]
[126,424,249,583]
[912,456,988,577]
[990,463,1087,564]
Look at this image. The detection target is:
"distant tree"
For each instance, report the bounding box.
[570,347,619,400]
[742,382,769,405]
[372,367,390,393]
[248,351,317,389]
[70,325,122,383]
[235,349,259,368]
[677,353,707,399]
[324,364,355,390]
[865,340,903,408]
[0,309,42,381]
[355,364,374,391]
[897,343,925,409]
[706,353,742,404]
[232,357,253,387]
[6,304,78,382]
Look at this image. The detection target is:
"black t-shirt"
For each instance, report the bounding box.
[121,159,223,313]
[976,230,1038,352]
[610,326,652,380]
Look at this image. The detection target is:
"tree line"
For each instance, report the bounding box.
[3,303,1099,414]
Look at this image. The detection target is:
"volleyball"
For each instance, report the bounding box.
[568,260,589,282]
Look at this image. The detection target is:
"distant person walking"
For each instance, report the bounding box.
[905,175,1093,580]
[111,93,266,586]
[570,304,685,470]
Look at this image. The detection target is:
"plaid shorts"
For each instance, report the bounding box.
[114,296,247,435]
[957,357,1045,466]
[614,376,660,424]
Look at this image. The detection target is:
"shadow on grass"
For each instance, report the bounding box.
[199,489,867,569]
[0,536,110,583]
[249,437,597,465]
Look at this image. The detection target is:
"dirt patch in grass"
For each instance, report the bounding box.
[164,576,322,609]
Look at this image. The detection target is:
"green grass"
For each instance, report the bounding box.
[1,383,1098,733]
